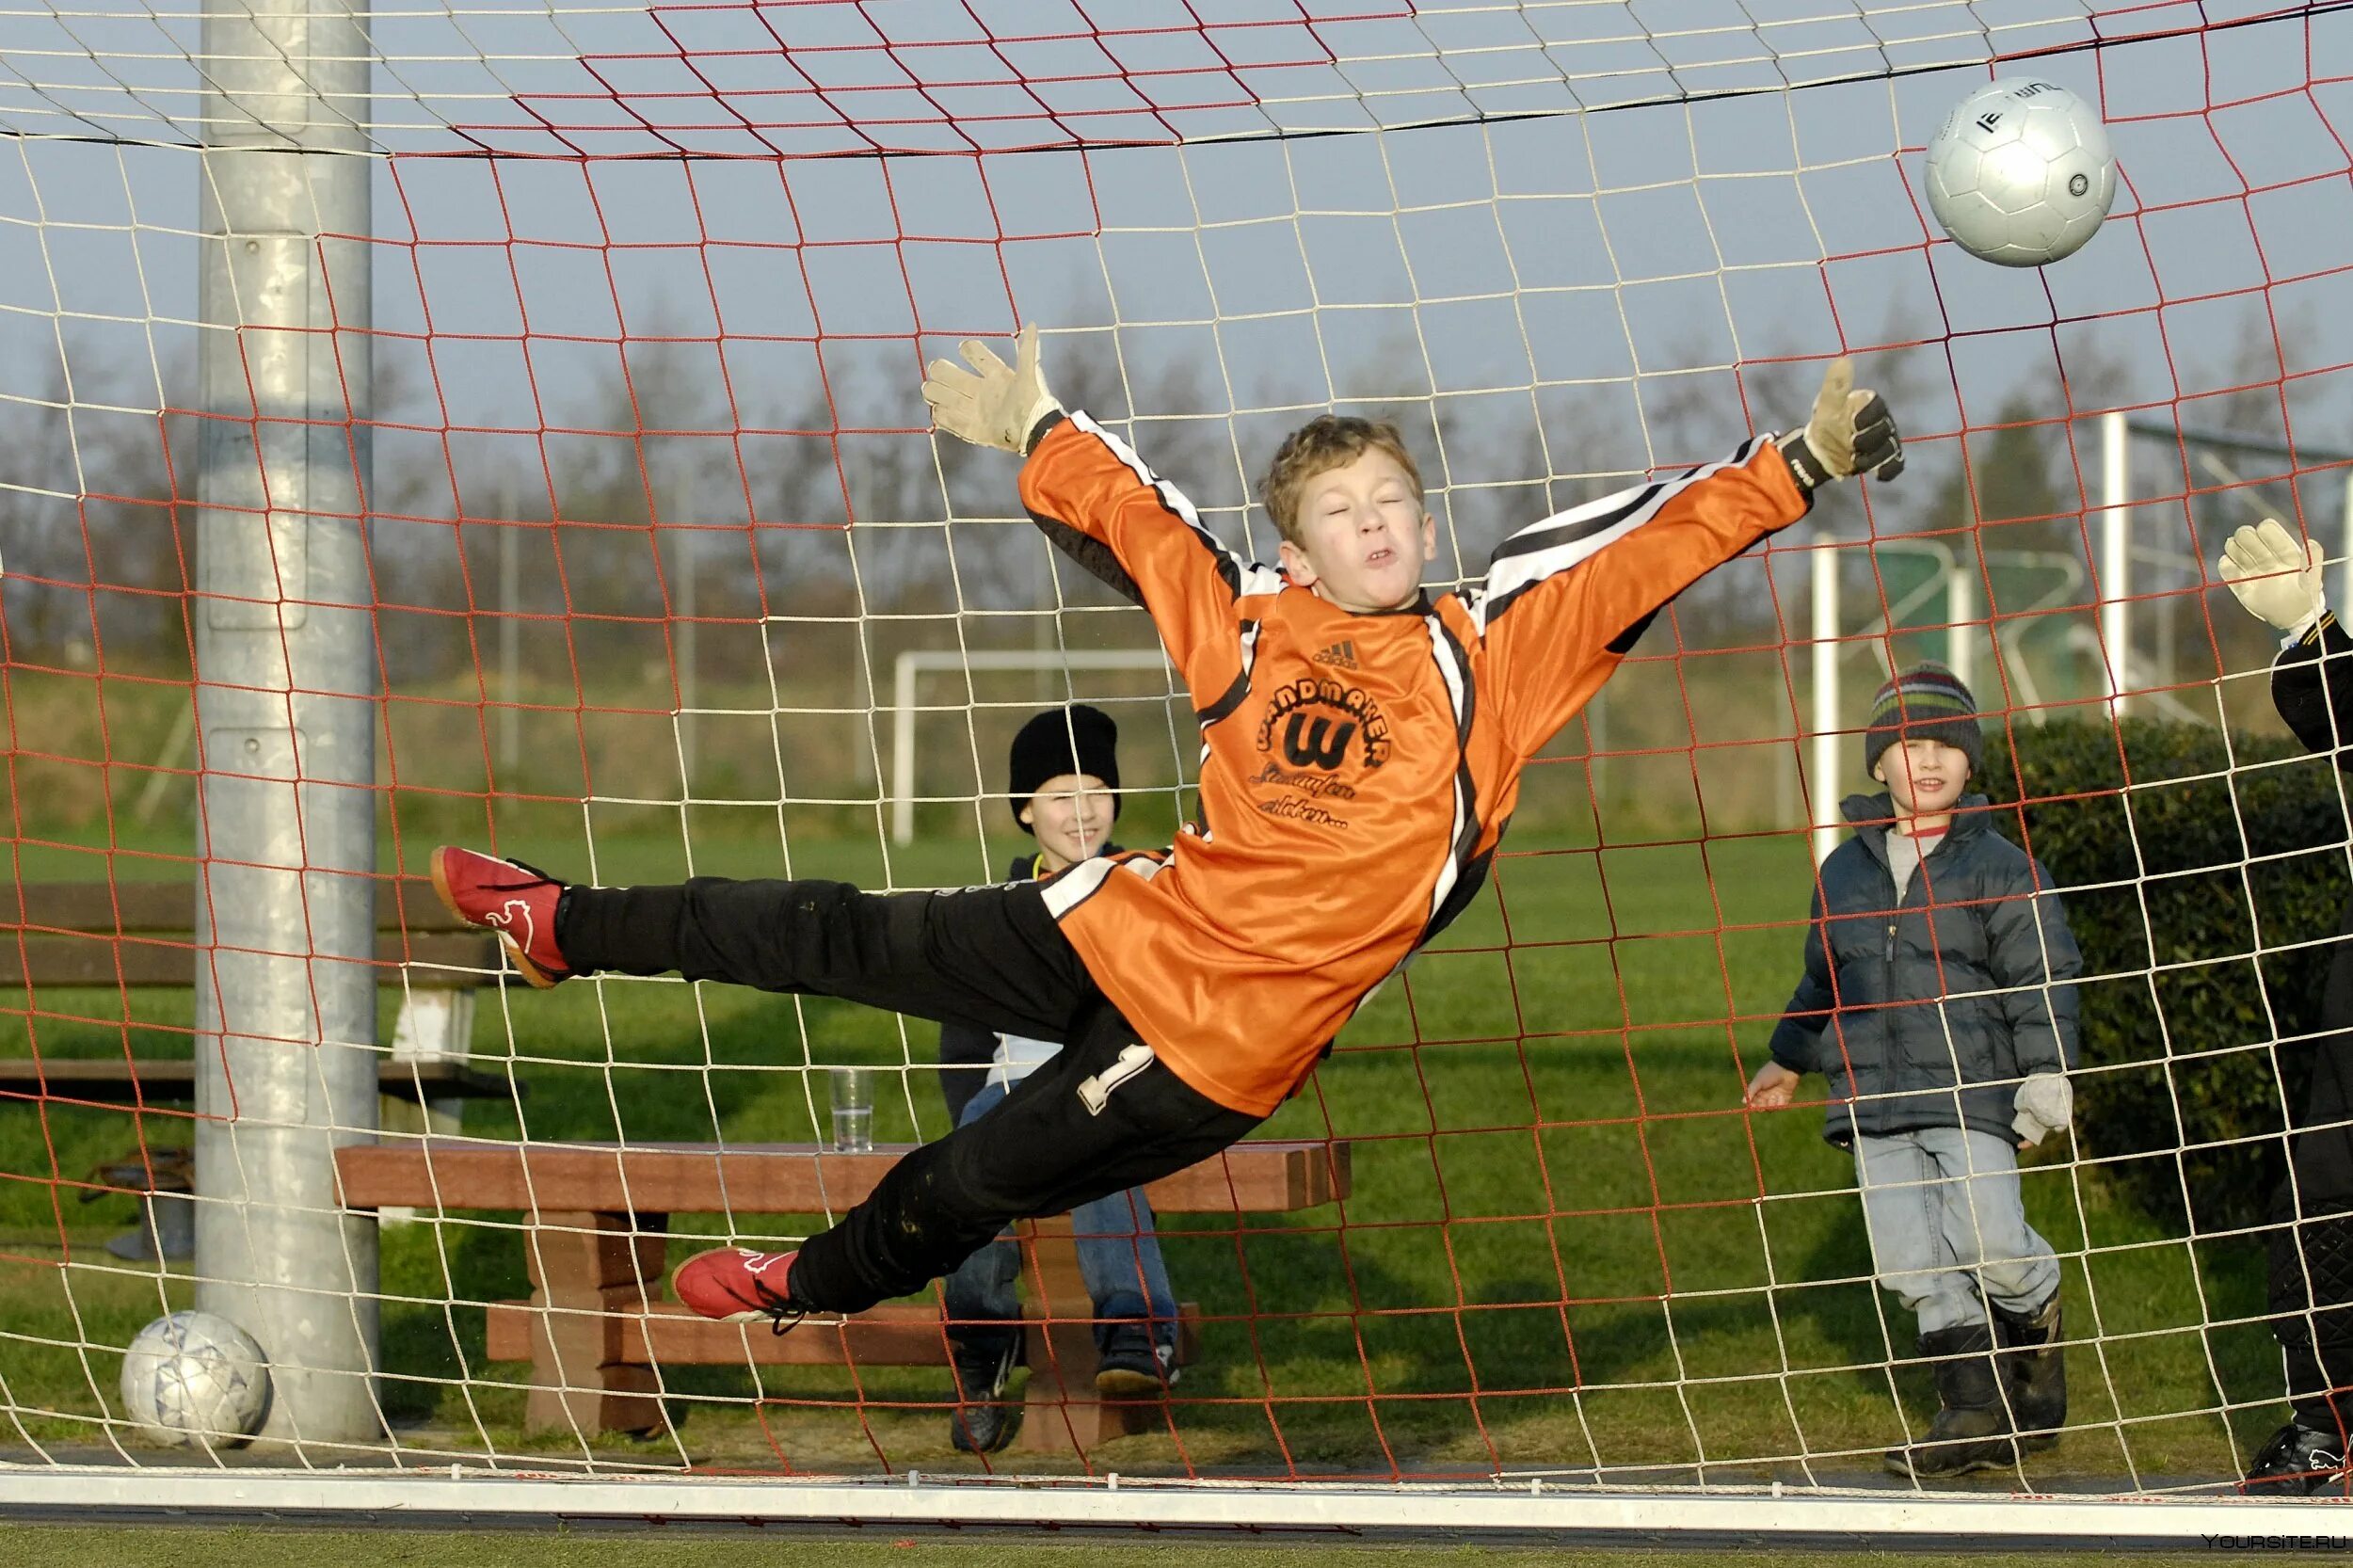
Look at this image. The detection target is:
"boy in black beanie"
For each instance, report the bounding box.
[936,703,1122,1123]
[934,705,1183,1453]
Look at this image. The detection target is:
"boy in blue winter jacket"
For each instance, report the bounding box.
[1745,664,2081,1479]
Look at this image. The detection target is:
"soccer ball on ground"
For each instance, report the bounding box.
[120,1310,270,1447]
[1923,79,2116,267]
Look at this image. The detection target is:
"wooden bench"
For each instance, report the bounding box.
[334,1137,1353,1454]
[0,878,505,1117]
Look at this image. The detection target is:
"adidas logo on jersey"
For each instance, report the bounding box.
[1312,639,1359,670]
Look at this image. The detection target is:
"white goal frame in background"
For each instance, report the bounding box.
[1807,416,2353,861]
[889,648,1175,844]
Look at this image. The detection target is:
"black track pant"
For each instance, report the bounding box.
[558,876,1264,1314]
[2270,1026,2353,1433]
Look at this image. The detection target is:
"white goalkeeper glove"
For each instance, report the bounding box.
[2012,1073,2073,1148]
[1782,358,1904,492]
[921,323,1063,456]
[2218,517,2328,637]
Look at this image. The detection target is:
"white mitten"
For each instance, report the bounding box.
[2218,517,2327,635]
[2012,1073,2073,1147]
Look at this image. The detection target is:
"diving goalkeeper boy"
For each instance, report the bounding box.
[429,331,1903,1328]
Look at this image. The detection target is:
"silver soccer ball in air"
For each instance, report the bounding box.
[1924,79,2117,267]
[120,1310,270,1447]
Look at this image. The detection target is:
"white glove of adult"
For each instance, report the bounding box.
[920,323,1062,456]
[2012,1073,2073,1148]
[2218,517,2327,634]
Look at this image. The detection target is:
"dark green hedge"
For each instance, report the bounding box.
[1984,719,2350,1230]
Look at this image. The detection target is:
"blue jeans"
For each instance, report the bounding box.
[1855,1126,2059,1336]
[941,1079,1179,1351]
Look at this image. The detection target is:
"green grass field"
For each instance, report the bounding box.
[0,825,2291,1486]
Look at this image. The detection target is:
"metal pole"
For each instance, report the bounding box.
[892,650,920,846]
[677,532,696,786]
[2101,410,2129,716]
[192,0,379,1444]
[1587,689,1608,810]
[2342,470,2353,618]
[498,505,518,777]
[1947,547,1976,695]
[1035,539,1054,704]
[1811,527,1840,866]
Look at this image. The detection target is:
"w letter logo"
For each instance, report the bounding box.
[1282,713,1355,770]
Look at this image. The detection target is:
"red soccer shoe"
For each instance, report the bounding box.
[671,1246,805,1334]
[429,846,574,987]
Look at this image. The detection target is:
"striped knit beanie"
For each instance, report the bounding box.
[1864,663,1983,780]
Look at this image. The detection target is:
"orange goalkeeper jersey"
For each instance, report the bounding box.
[1019,412,1811,1115]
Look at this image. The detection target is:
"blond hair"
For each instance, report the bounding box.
[1259,415,1425,547]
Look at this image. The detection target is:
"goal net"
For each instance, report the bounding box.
[3,0,2352,1519]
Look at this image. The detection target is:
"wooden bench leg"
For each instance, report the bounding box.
[378,993,478,1230]
[384,987,476,1140]
[522,1210,667,1437]
[1014,1217,1171,1454]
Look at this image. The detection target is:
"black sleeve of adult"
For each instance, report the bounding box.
[2274,615,2353,768]
[936,1019,995,1128]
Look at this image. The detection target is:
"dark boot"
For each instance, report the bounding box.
[2269,1203,2353,1437]
[947,1326,1022,1455]
[1993,1293,2065,1451]
[1885,1322,2017,1479]
[2243,1421,2352,1496]
[1096,1318,1179,1399]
